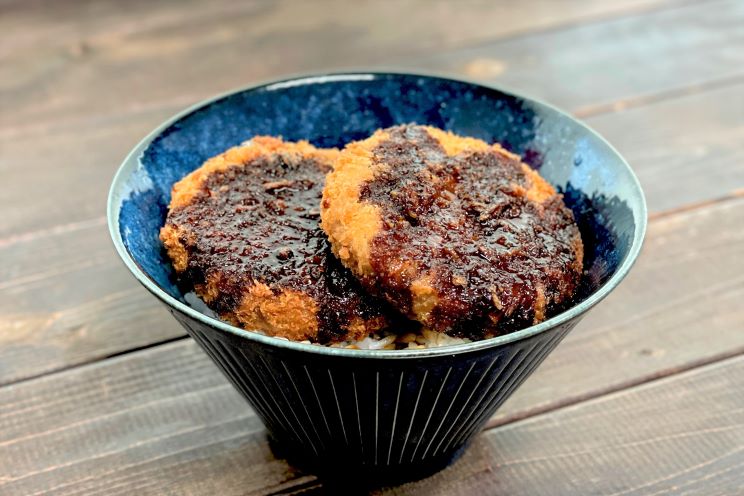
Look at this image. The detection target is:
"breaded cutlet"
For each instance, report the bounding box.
[321,125,583,338]
[161,137,390,343]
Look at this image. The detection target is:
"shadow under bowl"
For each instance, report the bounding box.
[108,72,647,482]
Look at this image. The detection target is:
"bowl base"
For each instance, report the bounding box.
[268,434,468,487]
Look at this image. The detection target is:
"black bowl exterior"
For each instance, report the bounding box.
[168,306,580,478]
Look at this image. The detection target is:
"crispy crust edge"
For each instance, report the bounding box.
[320,130,389,277]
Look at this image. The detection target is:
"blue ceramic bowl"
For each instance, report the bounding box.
[108,72,646,481]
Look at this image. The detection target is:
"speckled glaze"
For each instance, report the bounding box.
[108,72,646,482]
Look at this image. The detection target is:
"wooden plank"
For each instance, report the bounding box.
[382,355,744,496]
[583,82,744,212]
[1,335,741,494]
[1,200,743,494]
[0,1,741,237]
[0,220,183,384]
[3,79,744,384]
[0,105,175,243]
[418,0,744,114]
[0,0,682,135]
[0,341,299,496]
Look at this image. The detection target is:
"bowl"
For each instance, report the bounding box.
[108,72,646,481]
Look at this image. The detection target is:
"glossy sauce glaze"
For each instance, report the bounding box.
[360,125,583,338]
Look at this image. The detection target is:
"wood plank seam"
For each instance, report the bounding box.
[647,189,744,222]
[427,0,712,55]
[0,335,190,390]
[573,72,744,119]
[485,344,744,430]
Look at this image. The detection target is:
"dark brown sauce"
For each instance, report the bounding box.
[168,152,389,342]
[360,125,582,338]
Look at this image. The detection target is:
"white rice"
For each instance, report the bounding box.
[332,328,469,350]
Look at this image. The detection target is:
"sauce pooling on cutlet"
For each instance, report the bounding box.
[167,151,387,342]
[359,125,582,337]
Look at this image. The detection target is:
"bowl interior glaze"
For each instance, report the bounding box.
[110,72,646,357]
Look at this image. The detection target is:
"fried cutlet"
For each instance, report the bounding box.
[160,137,390,343]
[321,125,583,338]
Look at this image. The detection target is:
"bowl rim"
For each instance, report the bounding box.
[107,70,647,359]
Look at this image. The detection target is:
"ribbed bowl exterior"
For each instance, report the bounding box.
[169,308,580,477]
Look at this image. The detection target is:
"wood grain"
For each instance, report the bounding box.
[0,0,683,135]
[0,222,184,384]
[2,335,741,494]
[418,0,744,114]
[0,0,735,237]
[0,341,297,496]
[0,104,175,257]
[1,200,743,494]
[584,82,744,212]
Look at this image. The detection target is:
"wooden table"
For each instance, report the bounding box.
[2,1,743,494]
